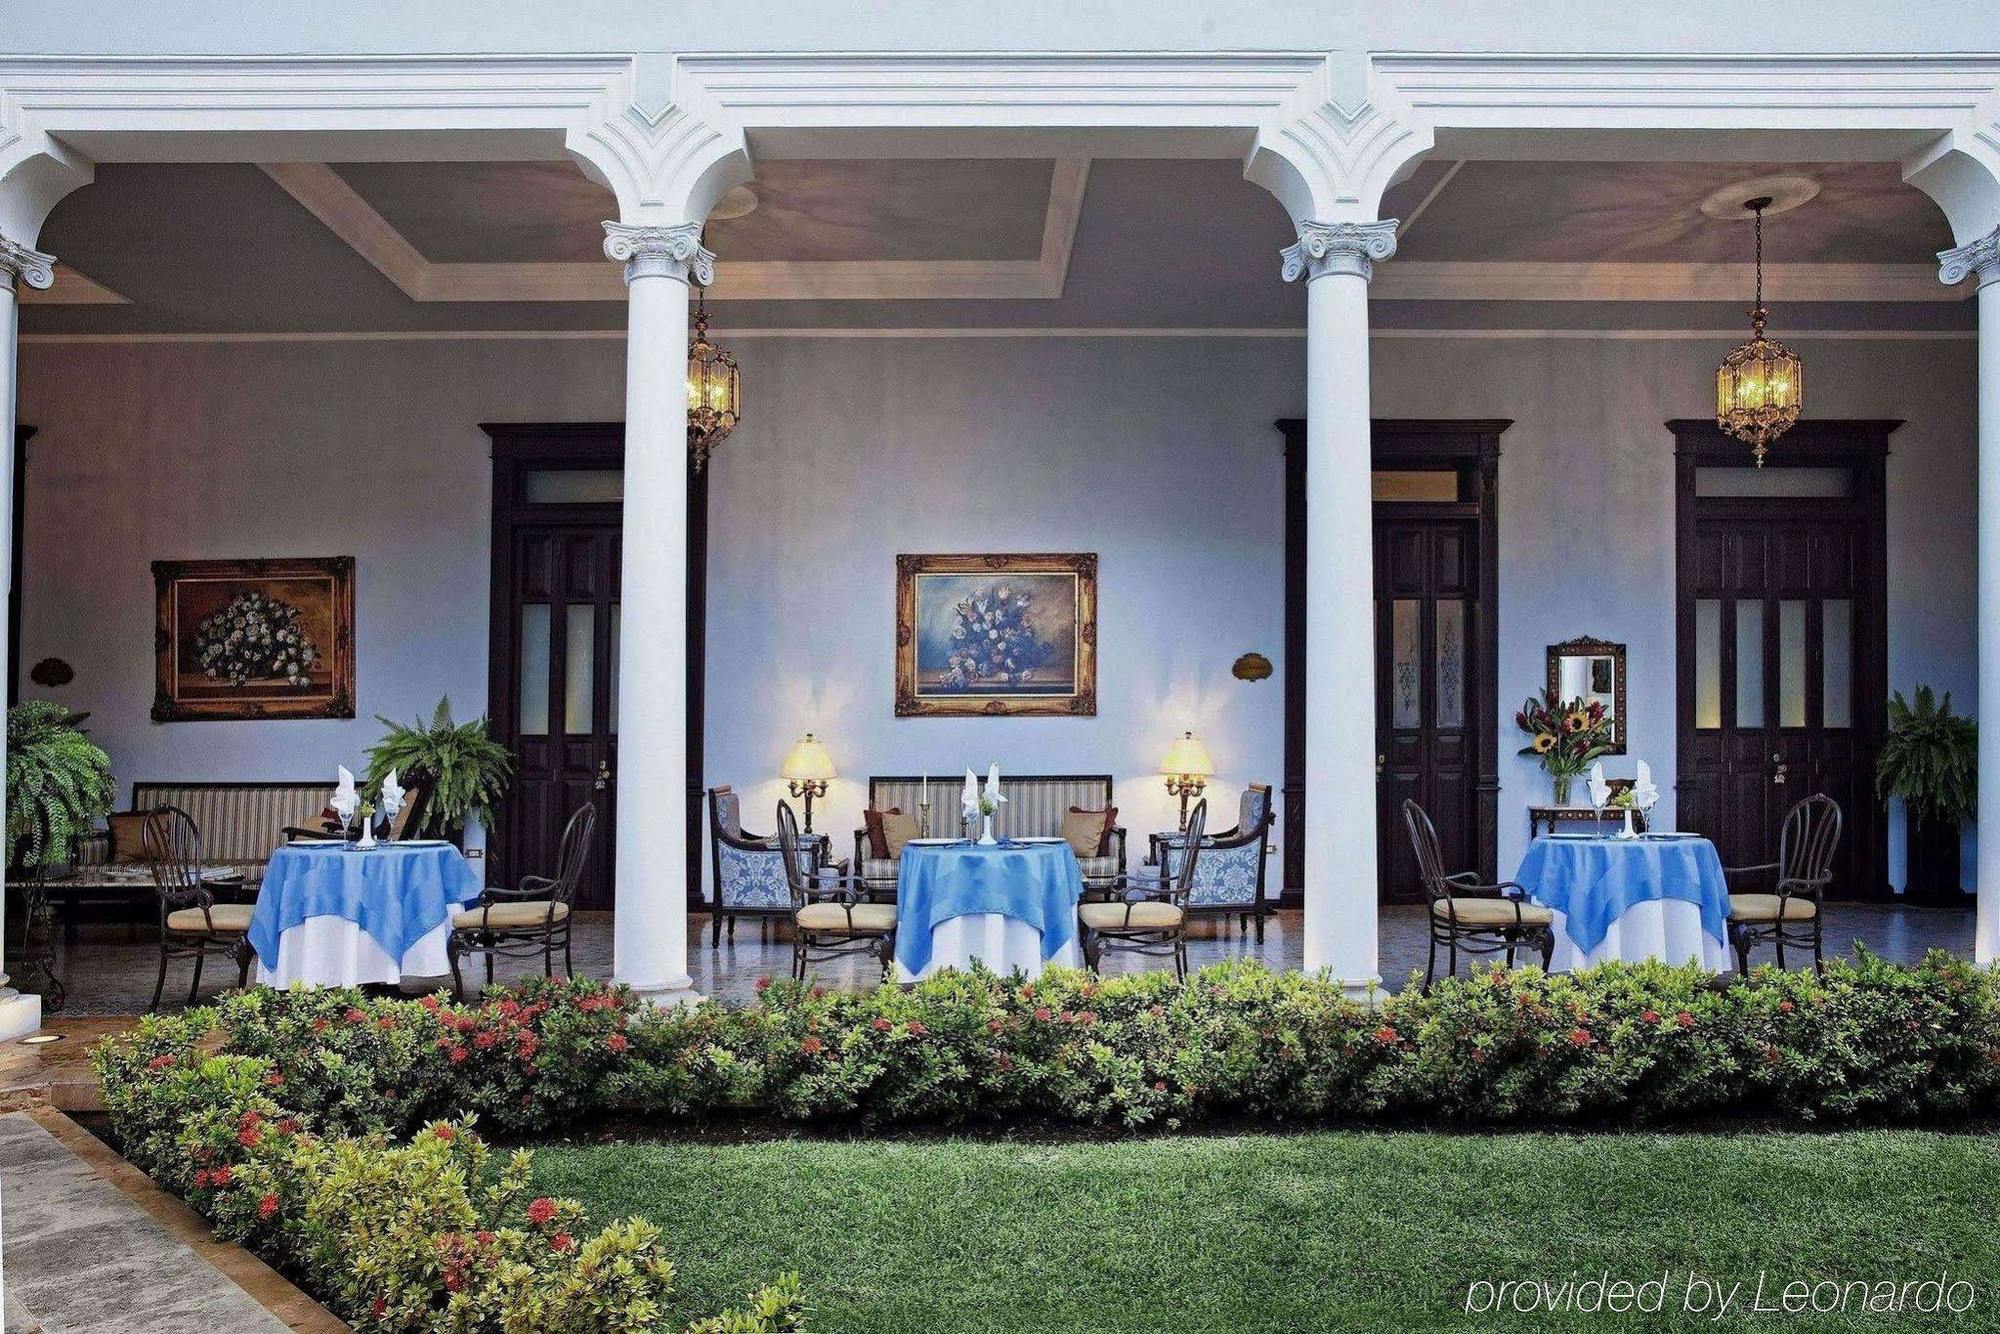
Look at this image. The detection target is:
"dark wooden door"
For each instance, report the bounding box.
[499,520,620,910]
[1674,421,1892,899]
[1279,419,1504,906]
[1375,513,1481,903]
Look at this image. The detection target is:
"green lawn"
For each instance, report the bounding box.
[531,1130,2000,1333]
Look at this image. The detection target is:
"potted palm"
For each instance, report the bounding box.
[363,697,513,845]
[6,702,114,872]
[1876,686,1976,905]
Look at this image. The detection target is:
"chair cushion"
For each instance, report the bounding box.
[1076,855,1123,883]
[452,900,570,929]
[107,811,153,864]
[1430,897,1555,927]
[1061,806,1117,858]
[1728,893,1820,923]
[1080,900,1183,931]
[164,902,254,933]
[796,901,897,933]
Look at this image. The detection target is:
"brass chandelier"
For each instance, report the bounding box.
[1715,196,1803,467]
[686,287,740,473]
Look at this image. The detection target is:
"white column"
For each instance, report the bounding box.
[602,221,709,1002]
[1941,227,2000,964]
[0,234,53,1039]
[1282,220,1396,995]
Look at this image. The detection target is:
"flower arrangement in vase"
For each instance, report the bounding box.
[1516,689,1615,807]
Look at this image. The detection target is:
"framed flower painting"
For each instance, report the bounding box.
[895,552,1097,716]
[151,557,355,721]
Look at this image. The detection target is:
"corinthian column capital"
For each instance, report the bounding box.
[602,221,714,286]
[1939,227,2000,290]
[0,234,56,292]
[1280,219,1398,284]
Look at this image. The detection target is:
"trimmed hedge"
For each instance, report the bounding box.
[102,952,2000,1140]
[95,954,2000,1329]
[95,980,805,1334]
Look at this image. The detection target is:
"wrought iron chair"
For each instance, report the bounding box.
[143,805,254,1011]
[1147,784,1275,941]
[777,799,895,982]
[1403,798,1554,991]
[1724,793,1841,976]
[447,801,594,998]
[1080,799,1206,980]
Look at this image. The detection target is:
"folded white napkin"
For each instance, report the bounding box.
[1633,759,1660,810]
[380,767,405,819]
[983,763,1008,810]
[961,768,980,822]
[1586,761,1611,810]
[330,765,359,822]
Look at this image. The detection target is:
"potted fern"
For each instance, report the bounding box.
[6,702,114,871]
[1876,686,1976,905]
[363,697,513,845]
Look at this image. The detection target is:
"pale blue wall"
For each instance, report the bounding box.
[18,331,1978,896]
[1372,334,1979,888]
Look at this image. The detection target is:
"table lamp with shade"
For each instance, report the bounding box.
[1159,731,1214,833]
[781,732,836,834]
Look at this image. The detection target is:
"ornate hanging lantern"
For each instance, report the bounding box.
[1715,196,1803,467]
[686,287,740,473]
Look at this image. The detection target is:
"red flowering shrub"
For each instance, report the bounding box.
[101,951,2000,1153]
[94,1018,804,1333]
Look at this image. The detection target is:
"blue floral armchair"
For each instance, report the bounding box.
[707,785,828,945]
[1146,783,1275,941]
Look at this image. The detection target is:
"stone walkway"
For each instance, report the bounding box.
[0,1111,335,1333]
[22,902,1979,1015]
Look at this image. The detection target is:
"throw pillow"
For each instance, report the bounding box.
[107,811,153,863]
[864,806,902,858]
[1061,806,1117,858]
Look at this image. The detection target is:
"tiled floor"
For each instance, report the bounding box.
[23,902,1978,1015]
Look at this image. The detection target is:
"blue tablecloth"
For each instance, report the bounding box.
[249,843,483,970]
[1515,835,1730,954]
[895,841,1083,976]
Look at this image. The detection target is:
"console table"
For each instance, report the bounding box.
[1527,806,1648,839]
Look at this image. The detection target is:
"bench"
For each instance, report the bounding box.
[851,773,1126,900]
[48,780,335,937]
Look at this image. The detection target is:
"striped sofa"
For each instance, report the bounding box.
[71,780,334,888]
[851,773,1126,900]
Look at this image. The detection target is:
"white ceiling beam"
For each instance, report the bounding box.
[17,264,127,304]
[1373,260,1963,303]
[1393,160,1463,240]
[258,161,429,298]
[258,157,1094,302]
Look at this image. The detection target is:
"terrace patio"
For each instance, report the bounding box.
[2,50,1996,1020]
[18,903,1978,1015]
[4,18,2000,1334]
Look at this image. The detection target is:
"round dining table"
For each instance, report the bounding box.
[1513,832,1734,972]
[249,840,483,987]
[893,839,1084,982]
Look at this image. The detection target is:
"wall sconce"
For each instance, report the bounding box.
[780,732,836,834]
[1159,731,1214,833]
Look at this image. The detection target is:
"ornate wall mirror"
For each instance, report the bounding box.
[1546,637,1627,754]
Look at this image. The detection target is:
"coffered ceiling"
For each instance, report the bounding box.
[19,153,1971,337]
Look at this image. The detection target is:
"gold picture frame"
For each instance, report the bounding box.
[152,556,356,721]
[895,552,1097,717]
